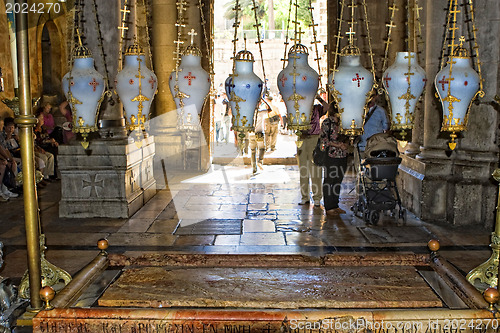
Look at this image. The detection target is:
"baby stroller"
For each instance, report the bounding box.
[351,132,406,225]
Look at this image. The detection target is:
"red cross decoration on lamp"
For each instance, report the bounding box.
[438,76,448,91]
[89,78,100,92]
[184,72,196,86]
[352,73,364,87]
[280,75,287,87]
[383,74,391,88]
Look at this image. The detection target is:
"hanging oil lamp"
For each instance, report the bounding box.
[62,42,106,149]
[115,42,158,135]
[329,42,373,137]
[383,52,426,140]
[435,36,481,150]
[169,29,210,132]
[278,41,319,138]
[225,44,263,149]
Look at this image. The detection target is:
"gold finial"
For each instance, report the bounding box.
[459,35,465,47]
[40,286,55,310]
[188,28,197,45]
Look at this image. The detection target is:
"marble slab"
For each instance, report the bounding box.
[98,266,442,309]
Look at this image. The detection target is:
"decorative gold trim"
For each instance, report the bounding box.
[19,235,72,300]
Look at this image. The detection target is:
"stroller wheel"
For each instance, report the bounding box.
[368,210,380,225]
[363,209,370,223]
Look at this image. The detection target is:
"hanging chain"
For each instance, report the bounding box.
[142,0,154,71]
[198,0,215,153]
[330,0,345,84]
[439,0,453,71]
[281,0,293,69]
[307,0,322,90]
[466,0,484,95]
[413,0,424,65]
[290,0,305,115]
[381,0,397,74]
[230,0,240,75]
[361,0,377,88]
[251,0,268,94]
[118,0,130,71]
[198,0,215,130]
[173,0,188,128]
[91,0,112,94]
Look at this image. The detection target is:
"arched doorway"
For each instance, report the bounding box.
[41,20,62,96]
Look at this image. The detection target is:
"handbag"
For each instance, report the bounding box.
[3,165,16,189]
[312,139,327,167]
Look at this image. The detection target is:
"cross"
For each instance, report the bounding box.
[346,27,356,45]
[383,74,391,88]
[404,71,415,84]
[129,171,137,191]
[184,72,196,85]
[188,28,197,45]
[395,113,403,124]
[82,173,104,198]
[149,76,156,90]
[438,76,448,91]
[294,27,305,44]
[89,78,100,92]
[352,73,364,87]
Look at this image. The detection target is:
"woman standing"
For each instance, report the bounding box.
[319,104,349,216]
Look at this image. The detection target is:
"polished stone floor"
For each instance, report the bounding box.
[0,159,494,286]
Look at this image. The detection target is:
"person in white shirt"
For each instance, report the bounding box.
[248,99,268,174]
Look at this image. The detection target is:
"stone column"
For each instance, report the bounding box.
[150,0,184,184]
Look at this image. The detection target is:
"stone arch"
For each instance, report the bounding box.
[36,15,64,98]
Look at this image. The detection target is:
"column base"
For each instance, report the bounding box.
[397,150,497,227]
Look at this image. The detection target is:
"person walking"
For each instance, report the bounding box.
[319,104,349,216]
[249,100,268,174]
[297,93,328,207]
[263,95,280,152]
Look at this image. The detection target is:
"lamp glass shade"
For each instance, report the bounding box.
[116,54,157,131]
[383,52,426,131]
[329,55,373,136]
[62,57,105,134]
[169,53,210,130]
[277,46,319,132]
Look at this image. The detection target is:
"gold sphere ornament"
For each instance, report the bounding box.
[484,287,499,312]
[97,239,109,251]
[40,285,55,310]
[428,239,440,252]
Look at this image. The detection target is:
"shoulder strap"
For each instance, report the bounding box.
[364,106,377,124]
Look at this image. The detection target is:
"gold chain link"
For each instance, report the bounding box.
[281,0,293,69]
[307,0,323,90]
[251,0,268,94]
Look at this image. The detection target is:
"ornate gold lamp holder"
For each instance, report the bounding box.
[435,0,484,151]
[467,170,500,291]
[328,0,377,140]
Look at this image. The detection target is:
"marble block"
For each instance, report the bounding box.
[58,136,157,218]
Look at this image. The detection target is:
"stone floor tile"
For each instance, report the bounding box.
[311,229,369,247]
[131,209,161,220]
[183,204,222,211]
[249,193,275,204]
[117,219,154,233]
[240,232,286,246]
[214,235,241,245]
[106,232,177,247]
[174,235,215,246]
[246,212,277,220]
[248,203,267,210]
[147,219,179,233]
[243,219,276,233]
[285,232,328,246]
[43,232,109,247]
[218,204,248,211]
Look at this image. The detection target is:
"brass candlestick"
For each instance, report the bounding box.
[467,169,500,291]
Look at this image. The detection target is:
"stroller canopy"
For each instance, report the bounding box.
[364,132,399,158]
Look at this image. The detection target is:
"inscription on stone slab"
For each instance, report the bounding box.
[34,317,500,333]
